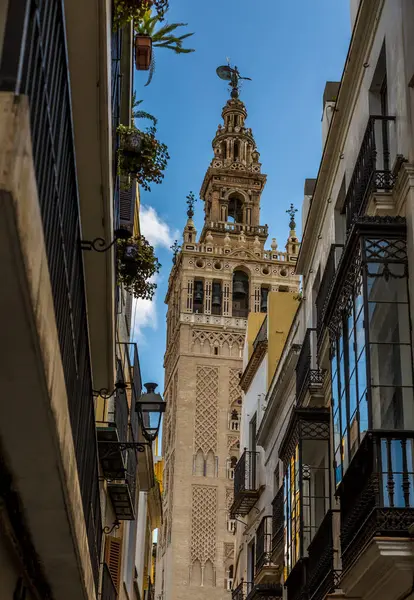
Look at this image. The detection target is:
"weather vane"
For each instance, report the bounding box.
[216,59,251,99]
[186,191,196,218]
[286,204,298,230]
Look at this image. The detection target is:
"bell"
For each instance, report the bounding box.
[194,283,203,303]
[212,294,221,307]
[233,280,246,298]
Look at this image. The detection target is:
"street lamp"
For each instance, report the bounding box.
[136,383,165,442]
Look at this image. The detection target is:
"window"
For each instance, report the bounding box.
[232,270,249,317]
[260,286,269,313]
[228,456,237,480]
[228,194,244,223]
[212,281,222,315]
[330,233,414,486]
[234,140,240,160]
[281,410,330,577]
[229,409,240,431]
[193,280,204,313]
[249,414,257,454]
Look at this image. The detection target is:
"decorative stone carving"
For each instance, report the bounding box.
[191,485,217,565]
[194,366,219,454]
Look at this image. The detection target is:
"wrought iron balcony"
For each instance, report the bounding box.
[232,581,283,600]
[345,115,396,231]
[271,487,284,564]
[315,244,343,340]
[307,510,341,600]
[230,450,261,517]
[255,516,280,583]
[295,329,325,405]
[107,445,137,520]
[96,361,130,479]
[337,431,414,575]
[284,559,308,600]
[102,564,117,600]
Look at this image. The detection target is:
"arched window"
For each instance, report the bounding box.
[229,409,240,431]
[228,456,237,479]
[232,270,249,317]
[191,560,202,586]
[194,450,205,476]
[233,140,240,161]
[228,194,243,223]
[204,560,215,587]
[221,141,227,159]
[206,450,216,477]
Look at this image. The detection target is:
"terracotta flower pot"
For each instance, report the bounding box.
[135,35,152,71]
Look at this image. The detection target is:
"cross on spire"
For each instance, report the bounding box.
[286,204,298,230]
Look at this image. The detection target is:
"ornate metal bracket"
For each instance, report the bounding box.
[93,381,127,399]
[80,228,131,252]
[98,440,150,461]
[103,519,121,535]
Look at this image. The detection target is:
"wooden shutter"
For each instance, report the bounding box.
[120,181,137,233]
[105,536,122,592]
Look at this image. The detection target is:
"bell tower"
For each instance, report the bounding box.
[157,77,300,600]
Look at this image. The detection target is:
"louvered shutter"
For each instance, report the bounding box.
[120,180,137,233]
[105,536,122,592]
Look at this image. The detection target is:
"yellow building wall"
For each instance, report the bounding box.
[246,312,267,361]
[267,292,299,386]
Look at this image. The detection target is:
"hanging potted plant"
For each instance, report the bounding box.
[117,123,169,191]
[117,235,161,300]
[134,12,195,84]
[113,0,169,30]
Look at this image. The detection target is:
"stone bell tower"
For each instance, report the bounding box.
[156,81,299,600]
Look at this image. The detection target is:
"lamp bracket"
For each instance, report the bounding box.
[80,228,131,253]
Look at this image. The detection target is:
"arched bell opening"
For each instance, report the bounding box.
[228,193,244,224]
[232,270,249,317]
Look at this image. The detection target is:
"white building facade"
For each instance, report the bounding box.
[231,3,414,600]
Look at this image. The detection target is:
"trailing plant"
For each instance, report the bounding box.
[117,123,169,191]
[135,12,195,85]
[113,0,168,29]
[117,235,161,300]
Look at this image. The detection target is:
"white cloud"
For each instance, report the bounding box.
[131,276,159,344]
[140,205,179,249]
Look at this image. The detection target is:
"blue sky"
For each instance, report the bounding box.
[132,0,351,389]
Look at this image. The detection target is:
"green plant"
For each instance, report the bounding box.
[132,91,157,125]
[117,124,169,191]
[135,12,195,85]
[113,0,168,29]
[117,235,161,300]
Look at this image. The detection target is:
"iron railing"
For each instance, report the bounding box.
[207,221,268,237]
[345,115,396,231]
[232,581,250,600]
[338,431,414,574]
[126,445,138,509]
[0,0,102,586]
[295,329,324,405]
[307,510,340,600]
[271,486,284,559]
[255,516,272,573]
[102,564,117,600]
[315,244,343,340]
[284,559,308,600]
[234,450,258,496]
[118,342,142,442]
[111,25,122,230]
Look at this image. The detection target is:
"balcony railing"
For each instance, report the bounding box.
[315,244,343,340]
[338,431,414,575]
[102,564,117,600]
[345,115,396,231]
[230,450,260,516]
[232,581,283,600]
[307,510,340,600]
[271,487,284,562]
[0,0,103,586]
[295,329,325,405]
[255,516,272,574]
[285,559,308,600]
[206,221,269,237]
